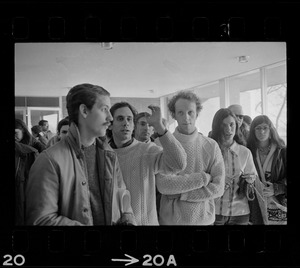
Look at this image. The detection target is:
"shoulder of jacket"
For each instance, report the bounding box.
[45,140,69,157]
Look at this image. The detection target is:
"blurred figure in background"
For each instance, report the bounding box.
[38,119,54,141]
[228,104,247,146]
[46,117,70,148]
[15,119,46,153]
[15,141,38,225]
[134,112,154,143]
[241,115,252,141]
[31,125,48,146]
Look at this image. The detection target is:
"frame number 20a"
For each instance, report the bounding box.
[143,254,177,266]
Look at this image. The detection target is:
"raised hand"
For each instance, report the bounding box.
[147,105,166,135]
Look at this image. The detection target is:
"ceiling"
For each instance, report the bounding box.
[15,42,286,99]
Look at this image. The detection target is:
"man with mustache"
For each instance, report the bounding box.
[26,84,136,226]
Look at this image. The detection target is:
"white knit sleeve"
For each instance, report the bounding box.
[152,131,187,174]
[156,172,210,195]
[180,142,225,202]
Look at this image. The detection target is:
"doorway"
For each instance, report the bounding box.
[27,107,61,134]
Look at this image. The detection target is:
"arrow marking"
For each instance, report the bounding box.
[112,254,139,266]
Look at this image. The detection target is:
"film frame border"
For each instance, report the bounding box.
[1,1,298,267]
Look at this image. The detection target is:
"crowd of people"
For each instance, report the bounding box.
[15,83,287,226]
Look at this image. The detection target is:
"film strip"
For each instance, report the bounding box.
[1,1,298,267]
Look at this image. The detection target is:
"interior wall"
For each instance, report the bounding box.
[111,97,160,114]
[61,96,160,118]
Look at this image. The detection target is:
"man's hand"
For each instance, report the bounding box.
[147,105,165,135]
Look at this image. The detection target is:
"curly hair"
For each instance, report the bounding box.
[167,90,203,118]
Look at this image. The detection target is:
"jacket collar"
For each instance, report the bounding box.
[223,140,239,157]
[66,122,112,158]
[109,137,134,149]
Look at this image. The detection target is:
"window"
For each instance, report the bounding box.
[197,96,220,136]
[266,63,287,143]
[229,69,262,118]
[162,61,286,143]
[195,82,220,136]
[27,108,60,134]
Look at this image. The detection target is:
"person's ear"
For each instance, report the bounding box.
[79,104,88,118]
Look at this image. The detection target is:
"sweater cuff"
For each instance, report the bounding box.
[157,129,168,138]
[180,192,189,201]
[202,172,210,186]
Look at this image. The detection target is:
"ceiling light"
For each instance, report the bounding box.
[101,42,113,50]
[238,55,250,63]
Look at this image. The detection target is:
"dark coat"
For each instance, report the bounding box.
[249,146,287,225]
[15,142,38,225]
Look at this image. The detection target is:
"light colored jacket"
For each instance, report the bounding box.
[26,123,136,226]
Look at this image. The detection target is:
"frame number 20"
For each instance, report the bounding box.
[3,254,25,266]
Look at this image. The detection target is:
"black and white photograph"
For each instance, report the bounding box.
[14,42,287,227]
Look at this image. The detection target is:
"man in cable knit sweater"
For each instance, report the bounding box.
[108,102,187,225]
[157,91,225,225]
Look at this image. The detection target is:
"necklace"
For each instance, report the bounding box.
[258,144,271,155]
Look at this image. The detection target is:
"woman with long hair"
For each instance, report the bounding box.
[211,108,266,225]
[15,119,46,153]
[247,115,286,225]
